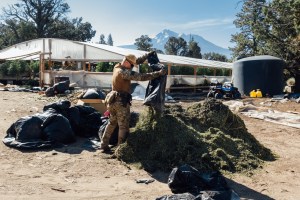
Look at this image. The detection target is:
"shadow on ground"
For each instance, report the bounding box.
[226,178,274,200]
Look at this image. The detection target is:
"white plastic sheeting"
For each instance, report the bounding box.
[44,70,231,89]
[83,42,232,69]
[0,38,123,61]
[223,100,300,129]
[0,38,232,69]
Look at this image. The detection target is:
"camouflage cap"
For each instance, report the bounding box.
[125,54,137,67]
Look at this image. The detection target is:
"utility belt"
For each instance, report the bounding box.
[104,91,132,106]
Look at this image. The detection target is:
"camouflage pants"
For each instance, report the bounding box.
[100,99,130,148]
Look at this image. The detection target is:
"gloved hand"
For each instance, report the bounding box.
[147,50,160,65]
[147,50,156,58]
[158,66,167,76]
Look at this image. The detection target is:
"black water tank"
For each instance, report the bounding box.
[233,55,285,96]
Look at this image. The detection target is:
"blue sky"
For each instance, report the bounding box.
[0,0,242,48]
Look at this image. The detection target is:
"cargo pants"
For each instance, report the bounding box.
[100,97,130,149]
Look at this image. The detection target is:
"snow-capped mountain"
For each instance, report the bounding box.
[120,29,231,58]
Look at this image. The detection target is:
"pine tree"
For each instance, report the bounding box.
[99,34,106,44]
[203,52,227,62]
[134,35,152,51]
[263,0,300,76]
[107,34,113,46]
[186,37,202,59]
[164,36,188,56]
[230,0,267,59]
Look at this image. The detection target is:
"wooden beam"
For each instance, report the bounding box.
[168,64,171,75]
[193,66,197,93]
[167,64,172,92]
[39,54,45,87]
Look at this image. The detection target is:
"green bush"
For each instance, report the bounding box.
[96,62,116,72]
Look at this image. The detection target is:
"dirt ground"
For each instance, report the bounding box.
[0,90,299,200]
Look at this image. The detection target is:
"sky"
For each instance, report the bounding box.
[0,0,243,49]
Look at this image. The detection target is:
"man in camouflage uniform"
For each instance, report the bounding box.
[100,52,166,152]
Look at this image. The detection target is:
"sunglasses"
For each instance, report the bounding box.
[126,59,134,68]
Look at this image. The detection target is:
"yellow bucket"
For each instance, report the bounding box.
[250,90,257,98]
[256,89,262,98]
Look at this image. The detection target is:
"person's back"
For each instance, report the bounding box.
[112,63,131,94]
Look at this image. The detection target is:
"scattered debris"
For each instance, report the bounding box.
[51,187,66,192]
[136,178,155,184]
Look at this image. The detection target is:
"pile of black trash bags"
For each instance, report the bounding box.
[45,80,70,97]
[157,164,240,200]
[2,100,114,149]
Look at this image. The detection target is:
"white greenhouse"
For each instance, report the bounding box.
[0,38,233,90]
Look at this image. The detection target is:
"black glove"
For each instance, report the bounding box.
[147,51,160,65]
[147,51,156,58]
[159,66,167,75]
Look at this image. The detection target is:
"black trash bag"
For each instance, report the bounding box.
[35,108,58,121]
[200,190,240,200]
[148,51,160,64]
[53,80,70,94]
[156,193,197,200]
[2,108,77,149]
[44,105,81,136]
[42,113,76,144]
[168,164,206,195]
[200,170,229,191]
[75,105,102,137]
[98,117,118,145]
[3,115,52,149]
[45,87,55,97]
[5,116,44,142]
[82,88,106,99]
[168,164,229,195]
[75,105,99,115]
[43,100,71,113]
[64,106,81,135]
[143,52,167,113]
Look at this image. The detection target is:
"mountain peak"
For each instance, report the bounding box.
[119,29,231,58]
[161,29,176,35]
[152,30,230,57]
[155,29,178,39]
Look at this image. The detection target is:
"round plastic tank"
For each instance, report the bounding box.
[233,55,285,96]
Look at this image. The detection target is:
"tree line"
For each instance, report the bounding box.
[134,34,227,61]
[0,0,97,48]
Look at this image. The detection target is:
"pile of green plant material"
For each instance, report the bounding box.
[115,99,274,172]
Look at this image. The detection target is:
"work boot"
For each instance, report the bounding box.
[99,144,110,153]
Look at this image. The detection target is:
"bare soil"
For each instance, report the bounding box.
[0,90,299,200]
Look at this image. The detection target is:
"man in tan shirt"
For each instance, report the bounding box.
[100,53,166,152]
